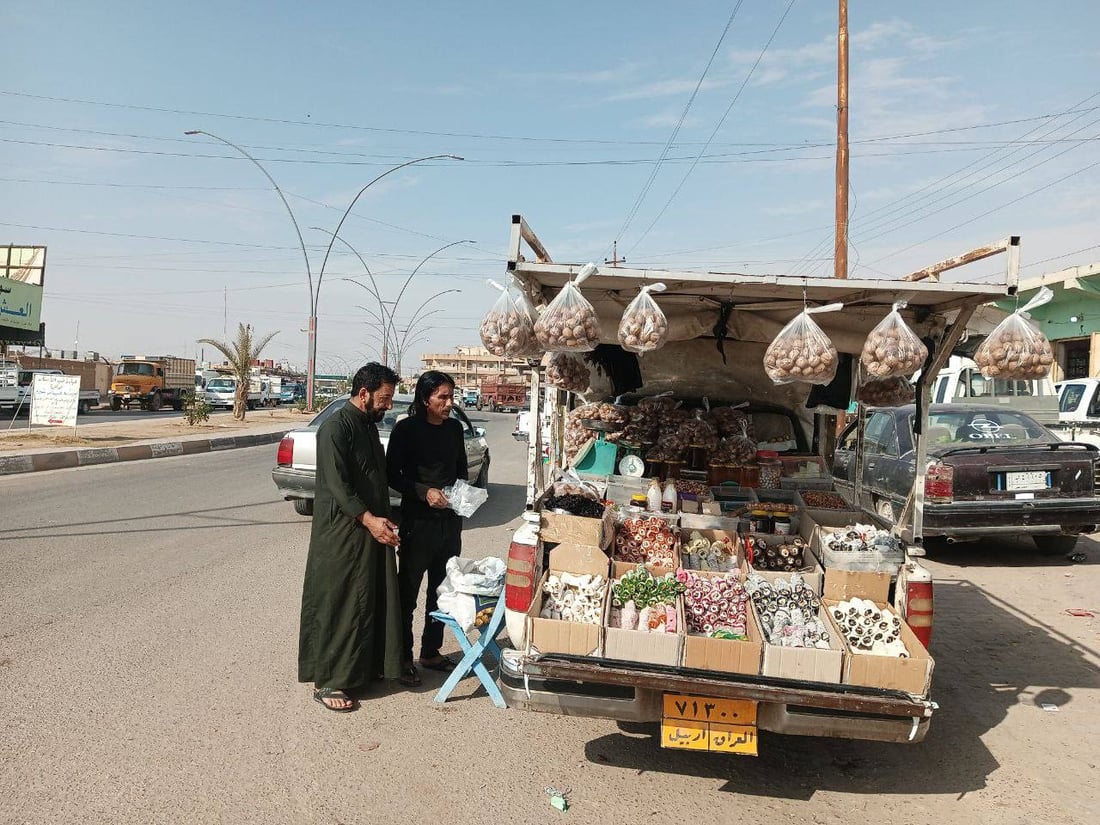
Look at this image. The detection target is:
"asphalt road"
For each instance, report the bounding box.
[1,410,1099,824]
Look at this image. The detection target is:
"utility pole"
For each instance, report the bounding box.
[834,0,850,280]
[604,241,626,268]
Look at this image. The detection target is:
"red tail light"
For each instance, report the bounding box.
[905,579,934,648]
[925,462,954,503]
[276,436,294,466]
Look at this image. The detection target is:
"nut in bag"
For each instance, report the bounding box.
[763,304,842,385]
[861,302,928,380]
[618,283,668,354]
[479,278,539,358]
[974,287,1055,380]
[534,262,602,352]
[546,352,591,393]
[856,376,915,406]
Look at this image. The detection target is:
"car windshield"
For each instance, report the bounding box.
[118,363,155,376]
[923,410,1052,447]
[1060,384,1086,413]
[309,393,470,433]
[206,379,234,390]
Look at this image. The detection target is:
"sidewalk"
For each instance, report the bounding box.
[0,408,308,476]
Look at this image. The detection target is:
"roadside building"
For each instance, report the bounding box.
[419,345,531,389]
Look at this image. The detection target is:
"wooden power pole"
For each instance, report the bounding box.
[834,0,850,279]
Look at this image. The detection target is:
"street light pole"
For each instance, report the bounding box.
[185,131,462,411]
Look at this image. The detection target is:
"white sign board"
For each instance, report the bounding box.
[30,373,80,427]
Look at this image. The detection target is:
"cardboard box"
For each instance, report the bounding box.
[798,507,863,543]
[757,603,844,684]
[602,562,684,666]
[823,599,934,696]
[681,572,763,676]
[813,522,904,574]
[746,537,825,595]
[540,505,616,550]
[526,542,611,657]
[822,568,891,603]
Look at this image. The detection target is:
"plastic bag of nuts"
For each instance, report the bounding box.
[678,409,718,449]
[856,376,915,406]
[478,278,539,358]
[533,262,602,352]
[546,353,591,392]
[709,406,755,441]
[711,419,756,465]
[618,283,669,354]
[763,304,843,385]
[860,302,928,380]
[973,287,1055,379]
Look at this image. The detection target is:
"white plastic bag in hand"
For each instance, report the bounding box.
[442,478,489,518]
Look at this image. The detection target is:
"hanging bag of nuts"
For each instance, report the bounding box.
[546,352,591,393]
[479,278,539,357]
[973,286,1055,379]
[860,300,928,380]
[534,262,603,352]
[618,282,668,354]
[856,376,915,406]
[763,303,843,385]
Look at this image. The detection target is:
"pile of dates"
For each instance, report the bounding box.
[678,569,749,639]
[615,516,677,568]
[800,491,850,510]
[544,493,605,519]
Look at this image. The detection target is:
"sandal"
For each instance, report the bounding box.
[419,655,457,673]
[398,663,422,686]
[313,688,356,713]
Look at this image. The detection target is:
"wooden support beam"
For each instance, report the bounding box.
[902,237,1018,283]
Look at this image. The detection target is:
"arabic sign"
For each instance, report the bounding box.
[30,373,79,428]
[1,245,46,333]
[661,694,759,756]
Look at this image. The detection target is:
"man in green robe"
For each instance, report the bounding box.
[299,363,403,712]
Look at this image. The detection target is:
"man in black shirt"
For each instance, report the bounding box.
[386,370,468,686]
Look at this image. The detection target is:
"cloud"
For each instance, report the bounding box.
[606,77,728,103]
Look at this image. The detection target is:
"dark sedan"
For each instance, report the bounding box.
[832,404,1100,554]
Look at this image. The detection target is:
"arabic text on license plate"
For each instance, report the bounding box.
[661,694,758,756]
[1006,470,1050,491]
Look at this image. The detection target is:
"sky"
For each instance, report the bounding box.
[3,1,1099,375]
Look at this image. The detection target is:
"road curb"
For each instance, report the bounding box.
[0,429,288,476]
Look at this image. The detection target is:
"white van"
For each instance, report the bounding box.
[930,356,1058,424]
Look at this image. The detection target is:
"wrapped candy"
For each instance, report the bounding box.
[610,567,684,633]
[763,304,843,386]
[615,517,677,568]
[618,283,669,354]
[534,262,603,352]
[679,569,749,639]
[974,287,1055,379]
[681,531,738,572]
[745,572,829,648]
[540,572,608,624]
[479,278,539,358]
[829,598,909,657]
[860,302,928,380]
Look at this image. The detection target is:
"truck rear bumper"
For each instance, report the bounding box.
[272,466,314,499]
[925,499,1099,536]
[499,651,932,744]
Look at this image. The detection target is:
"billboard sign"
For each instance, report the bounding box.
[30,373,80,428]
[1,245,46,333]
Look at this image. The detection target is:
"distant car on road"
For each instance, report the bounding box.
[272,393,490,516]
[831,404,1100,554]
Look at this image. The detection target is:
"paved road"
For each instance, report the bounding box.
[5,406,285,429]
[1,411,1098,824]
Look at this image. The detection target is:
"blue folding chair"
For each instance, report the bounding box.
[429,590,507,709]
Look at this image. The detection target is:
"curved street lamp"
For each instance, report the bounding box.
[386,240,475,361]
[184,129,461,411]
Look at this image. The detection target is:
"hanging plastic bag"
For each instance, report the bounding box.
[856,376,915,406]
[442,478,489,518]
[618,283,668,354]
[479,278,538,358]
[546,352,591,392]
[974,287,1055,379]
[763,304,843,385]
[534,262,602,352]
[860,300,928,380]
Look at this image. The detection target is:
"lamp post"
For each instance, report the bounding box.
[385,240,475,360]
[390,288,461,376]
[185,129,461,411]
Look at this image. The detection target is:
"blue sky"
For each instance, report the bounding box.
[3,1,1099,374]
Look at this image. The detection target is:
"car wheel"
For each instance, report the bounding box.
[293,498,314,517]
[1033,534,1078,555]
[474,458,489,488]
[149,392,163,412]
[874,497,897,525]
[110,397,122,412]
[78,400,90,415]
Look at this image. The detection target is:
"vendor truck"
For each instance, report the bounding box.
[497,217,1044,751]
[478,375,527,412]
[110,355,195,411]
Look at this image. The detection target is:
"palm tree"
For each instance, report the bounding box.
[197,323,279,420]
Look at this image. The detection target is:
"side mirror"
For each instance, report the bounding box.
[474,427,486,438]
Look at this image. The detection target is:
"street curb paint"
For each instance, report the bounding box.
[0,429,287,476]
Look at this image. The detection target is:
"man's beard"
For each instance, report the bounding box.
[364,396,386,422]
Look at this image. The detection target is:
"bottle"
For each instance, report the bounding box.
[646,478,663,512]
[662,479,678,514]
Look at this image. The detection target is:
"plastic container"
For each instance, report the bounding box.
[773,514,792,535]
[757,450,782,489]
[664,460,684,480]
[740,463,760,488]
[707,464,740,487]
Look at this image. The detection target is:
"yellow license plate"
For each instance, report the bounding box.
[661,694,758,756]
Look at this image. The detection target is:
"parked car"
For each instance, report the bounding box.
[272,393,490,516]
[831,404,1100,554]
